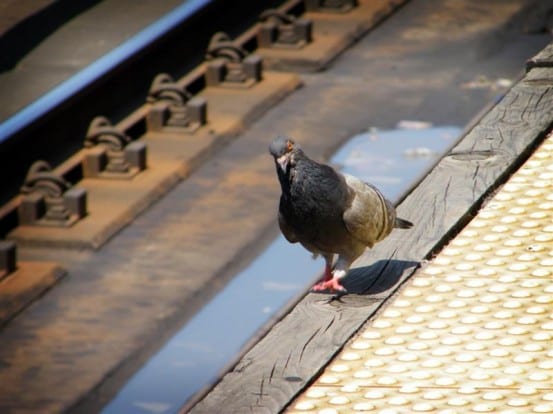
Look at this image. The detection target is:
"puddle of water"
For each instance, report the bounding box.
[101,237,322,414]
[331,125,461,203]
[101,124,461,414]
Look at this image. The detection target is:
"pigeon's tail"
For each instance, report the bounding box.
[395,217,413,229]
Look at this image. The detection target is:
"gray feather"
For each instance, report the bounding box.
[269,136,413,285]
[342,174,396,248]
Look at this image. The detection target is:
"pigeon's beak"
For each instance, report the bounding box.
[276,154,289,173]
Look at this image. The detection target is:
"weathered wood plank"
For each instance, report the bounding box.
[189,66,553,413]
[526,42,553,70]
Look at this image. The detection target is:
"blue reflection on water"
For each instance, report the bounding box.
[333,125,461,203]
[102,125,461,414]
[102,237,322,414]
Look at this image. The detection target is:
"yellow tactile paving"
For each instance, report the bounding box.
[288,134,553,414]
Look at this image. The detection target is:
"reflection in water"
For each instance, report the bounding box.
[333,125,461,203]
[101,125,461,414]
[102,237,322,414]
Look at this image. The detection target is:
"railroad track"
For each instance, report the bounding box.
[0,1,415,412]
[0,0,404,244]
[0,0,281,207]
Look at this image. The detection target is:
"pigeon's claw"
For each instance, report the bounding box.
[311,278,347,293]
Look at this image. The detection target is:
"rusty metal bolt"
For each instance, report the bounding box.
[83,117,147,178]
[18,161,87,227]
[205,32,262,88]
[258,10,312,49]
[146,73,207,133]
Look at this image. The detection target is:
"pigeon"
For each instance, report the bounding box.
[269,136,413,293]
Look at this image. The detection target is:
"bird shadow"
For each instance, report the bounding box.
[314,259,420,299]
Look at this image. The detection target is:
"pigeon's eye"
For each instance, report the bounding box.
[286,140,294,152]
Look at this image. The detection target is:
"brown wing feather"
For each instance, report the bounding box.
[342,174,396,247]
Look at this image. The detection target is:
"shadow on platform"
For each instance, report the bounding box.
[342,259,420,295]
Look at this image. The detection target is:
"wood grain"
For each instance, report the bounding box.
[189,64,553,413]
[527,42,553,70]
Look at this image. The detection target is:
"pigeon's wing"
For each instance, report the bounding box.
[342,174,395,247]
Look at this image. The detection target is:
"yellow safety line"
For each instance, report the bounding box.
[288,133,553,414]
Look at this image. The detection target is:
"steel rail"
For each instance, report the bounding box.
[0,0,213,146]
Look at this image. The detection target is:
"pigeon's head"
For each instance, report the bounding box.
[269,136,298,174]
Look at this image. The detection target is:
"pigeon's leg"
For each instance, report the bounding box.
[312,256,351,293]
[322,254,334,281]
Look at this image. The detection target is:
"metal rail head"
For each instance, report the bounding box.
[83,117,146,178]
[204,32,262,88]
[257,10,312,49]
[146,74,207,133]
[18,161,87,227]
[304,0,358,13]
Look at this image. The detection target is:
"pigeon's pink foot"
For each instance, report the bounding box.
[322,264,333,282]
[311,278,346,293]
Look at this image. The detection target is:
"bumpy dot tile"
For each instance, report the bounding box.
[289,388,553,413]
[308,277,552,390]
[419,144,552,282]
[287,127,553,413]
